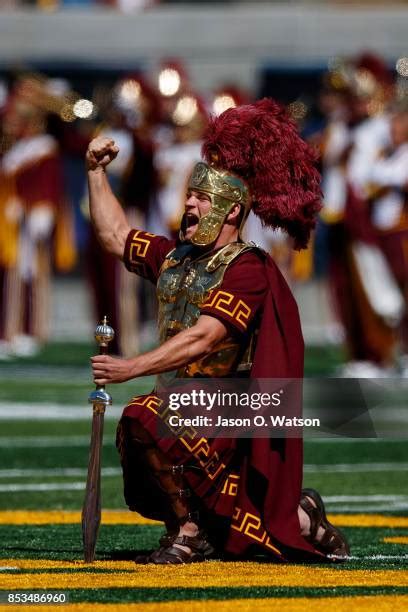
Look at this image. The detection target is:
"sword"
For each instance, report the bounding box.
[82,316,115,563]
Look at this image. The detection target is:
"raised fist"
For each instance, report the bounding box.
[86,137,119,171]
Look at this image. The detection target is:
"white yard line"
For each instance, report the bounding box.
[326,503,408,512]
[324,494,408,502]
[0,467,121,478]
[0,464,405,478]
[362,555,408,560]
[324,494,408,511]
[306,438,403,443]
[0,436,114,448]
[0,366,89,380]
[304,462,408,473]
[347,555,408,561]
[0,482,85,492]
[0,403,122,421]
[0,436,402,449]
[0,479,406,513]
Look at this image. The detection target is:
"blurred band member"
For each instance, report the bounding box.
[366,100,408,374]
[320,54,400,376]
[0,85,74,356]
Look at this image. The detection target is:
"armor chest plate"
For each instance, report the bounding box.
[156,249,225,343]
[155,242,260,384]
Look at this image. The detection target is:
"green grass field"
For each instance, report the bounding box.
[0,343,407,610]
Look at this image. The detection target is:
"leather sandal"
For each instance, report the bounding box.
[149,532,215,564]
[135,531,215,565]
[300,488,350,560]
[135,510,215,564]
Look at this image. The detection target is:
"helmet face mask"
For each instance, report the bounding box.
[180,162,250,247]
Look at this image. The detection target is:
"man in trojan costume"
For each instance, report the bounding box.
[88,99,349,564]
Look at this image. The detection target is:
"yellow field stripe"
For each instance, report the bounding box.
[332,515,408,528]
[1,563,408,589]
[20,596,408,612]
[0,559,136,570]
[383,537,408,545]
[0,511,407,528]
[0,510,159,526]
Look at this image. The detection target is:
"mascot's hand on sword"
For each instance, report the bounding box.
[91,354,135,385]
[86,137,119,171]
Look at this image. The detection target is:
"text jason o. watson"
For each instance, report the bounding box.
[168,414,321,428]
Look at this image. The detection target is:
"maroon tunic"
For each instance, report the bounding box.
[118,229,321,561]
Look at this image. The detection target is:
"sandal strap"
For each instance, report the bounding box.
[299,496,320,540]
[150,534,214,564]
[159,529,214,557]
[172,534,213,555]
[152,544,199,564]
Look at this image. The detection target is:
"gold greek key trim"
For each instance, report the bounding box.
[158,405,225,480]
[201,290,251,329]
[126,396,227,482]
[128,394,163,415]
[189,440,226,480]
[128,230,156,261]
[221,473,240,497]
[231,507,282,556]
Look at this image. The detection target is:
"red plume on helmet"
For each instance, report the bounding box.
[202,98,322,249]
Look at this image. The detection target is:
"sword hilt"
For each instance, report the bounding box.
[89,315,115,409]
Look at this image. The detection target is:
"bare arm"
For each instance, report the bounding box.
[91,315,228,384]
[86,137,131,258]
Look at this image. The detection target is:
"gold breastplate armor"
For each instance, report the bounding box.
[156,242,261,384]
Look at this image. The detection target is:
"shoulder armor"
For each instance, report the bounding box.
[206,241,264,272]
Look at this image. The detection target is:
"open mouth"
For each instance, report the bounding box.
[181,213,200,234]
[185,213,199,227]
[180,213,200,239]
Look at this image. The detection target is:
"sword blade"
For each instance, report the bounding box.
[81,404,105,563]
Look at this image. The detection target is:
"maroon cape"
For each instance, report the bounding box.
[243,254,319,558]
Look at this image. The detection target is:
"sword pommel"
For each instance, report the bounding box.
[94,315,115,349]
